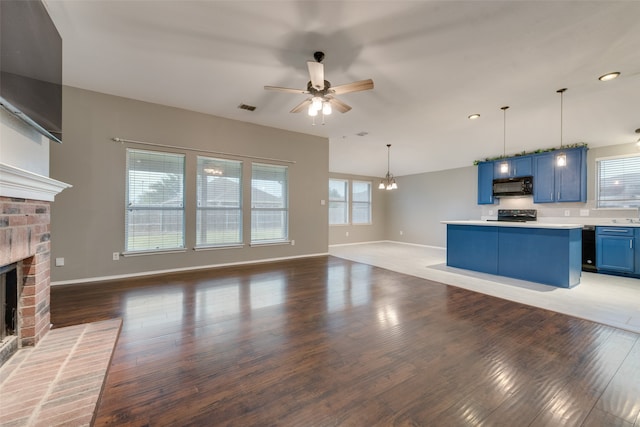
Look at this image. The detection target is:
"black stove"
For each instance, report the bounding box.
[487,209,537,222]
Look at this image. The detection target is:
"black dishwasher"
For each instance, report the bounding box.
[582,225,597,272]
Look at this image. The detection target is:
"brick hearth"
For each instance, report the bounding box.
[1,196,52,347]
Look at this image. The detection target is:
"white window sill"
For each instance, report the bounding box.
[194,244,244,251]
[122,248,187,257]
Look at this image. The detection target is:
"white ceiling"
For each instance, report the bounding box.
[44,0,640,177]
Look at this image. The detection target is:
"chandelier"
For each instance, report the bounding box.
[378,144,398,190]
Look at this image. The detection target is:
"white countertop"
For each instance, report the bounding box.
[441,220,583,229]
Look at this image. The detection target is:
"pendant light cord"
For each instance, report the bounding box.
[501,106,509,157]
[557,88,567,149]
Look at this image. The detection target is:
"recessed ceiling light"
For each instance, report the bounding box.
[468,114,480,120]
[598,72,620,81]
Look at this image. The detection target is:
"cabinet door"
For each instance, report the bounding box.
[477,161,494,205]
[533,153,555,203]
[492,156,532,178]
[556,149,585,202]
[511,156,532,177]
[596,228,635,273]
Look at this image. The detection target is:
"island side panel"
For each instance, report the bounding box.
[497,227,581,288]
[446,224,498,275]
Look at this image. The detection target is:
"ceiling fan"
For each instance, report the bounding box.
[264,51,374,122]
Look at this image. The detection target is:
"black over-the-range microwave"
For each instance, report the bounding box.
[492,176,533,197]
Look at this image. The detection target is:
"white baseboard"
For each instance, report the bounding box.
[51,252,329,286]
[330,240,445,251]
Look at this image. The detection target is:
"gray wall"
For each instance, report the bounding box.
[386,165,482,248]
[328,172,388,245]
[50,86,328,283]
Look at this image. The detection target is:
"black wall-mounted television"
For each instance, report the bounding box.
[0,0,62,143]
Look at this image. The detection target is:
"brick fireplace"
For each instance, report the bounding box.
[0,163,70,365]
[1,196,52,347]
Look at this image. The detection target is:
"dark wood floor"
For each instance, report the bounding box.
[51,255,640,426]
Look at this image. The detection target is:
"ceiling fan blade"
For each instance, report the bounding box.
[264,85,309,95]
[328,97,352,113]
[330,79,374,95]
[307,61,325,90]
[290,98,312,113]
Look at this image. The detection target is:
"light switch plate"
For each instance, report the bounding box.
[580,209,590,216]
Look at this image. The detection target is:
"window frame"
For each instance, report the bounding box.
[125,148,186,254]
[596,153,640,209]
[329,178,349,226]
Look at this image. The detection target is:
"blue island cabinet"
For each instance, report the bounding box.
[446,223,582,288]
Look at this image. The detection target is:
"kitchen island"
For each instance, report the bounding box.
[442,220,583,288]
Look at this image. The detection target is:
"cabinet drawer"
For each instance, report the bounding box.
[597,227,634,236]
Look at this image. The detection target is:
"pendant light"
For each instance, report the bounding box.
[499,106,509,174]
[556,88,567,167]
[378,144,398,190]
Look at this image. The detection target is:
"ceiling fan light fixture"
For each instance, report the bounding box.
[322,101,332,115]
[468,114,480,120]
[308,105,318,116]
[598,72,620,82]
[312,97,323,111]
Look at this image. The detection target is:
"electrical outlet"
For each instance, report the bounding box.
[113,252,120,261]
[55,257,64,267]
[564,210,570,217]
[580,209,590,217]
[488,210,494,216]
[320,200,326,206]
[345,231,349,237]
[291,240,295,246]
[400,230,404,236]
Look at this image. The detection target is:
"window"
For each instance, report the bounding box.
[126,149,185,252]
[196,157,243,247]
[251,163,288,243]
[352,180,372,224]
[596,154,640,208]
[329,179,349,225]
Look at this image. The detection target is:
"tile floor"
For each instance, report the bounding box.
[330,241,640,334]
[0,318,122,427]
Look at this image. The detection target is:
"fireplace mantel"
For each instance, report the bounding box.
[0,162,71,201]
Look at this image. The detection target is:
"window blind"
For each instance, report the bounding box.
[126,149,185,252]
[251,163,288,243]
[329,179,348,225]
[597,155,640,208]
[352,181,371,224]
[196,156,243,246]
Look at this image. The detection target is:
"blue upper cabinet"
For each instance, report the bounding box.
[477,161,494,205]
[533,147,587,203]
[477,146,586,205]
[493,156,532,178]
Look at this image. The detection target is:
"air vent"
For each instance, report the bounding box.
[238,103,256,111]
